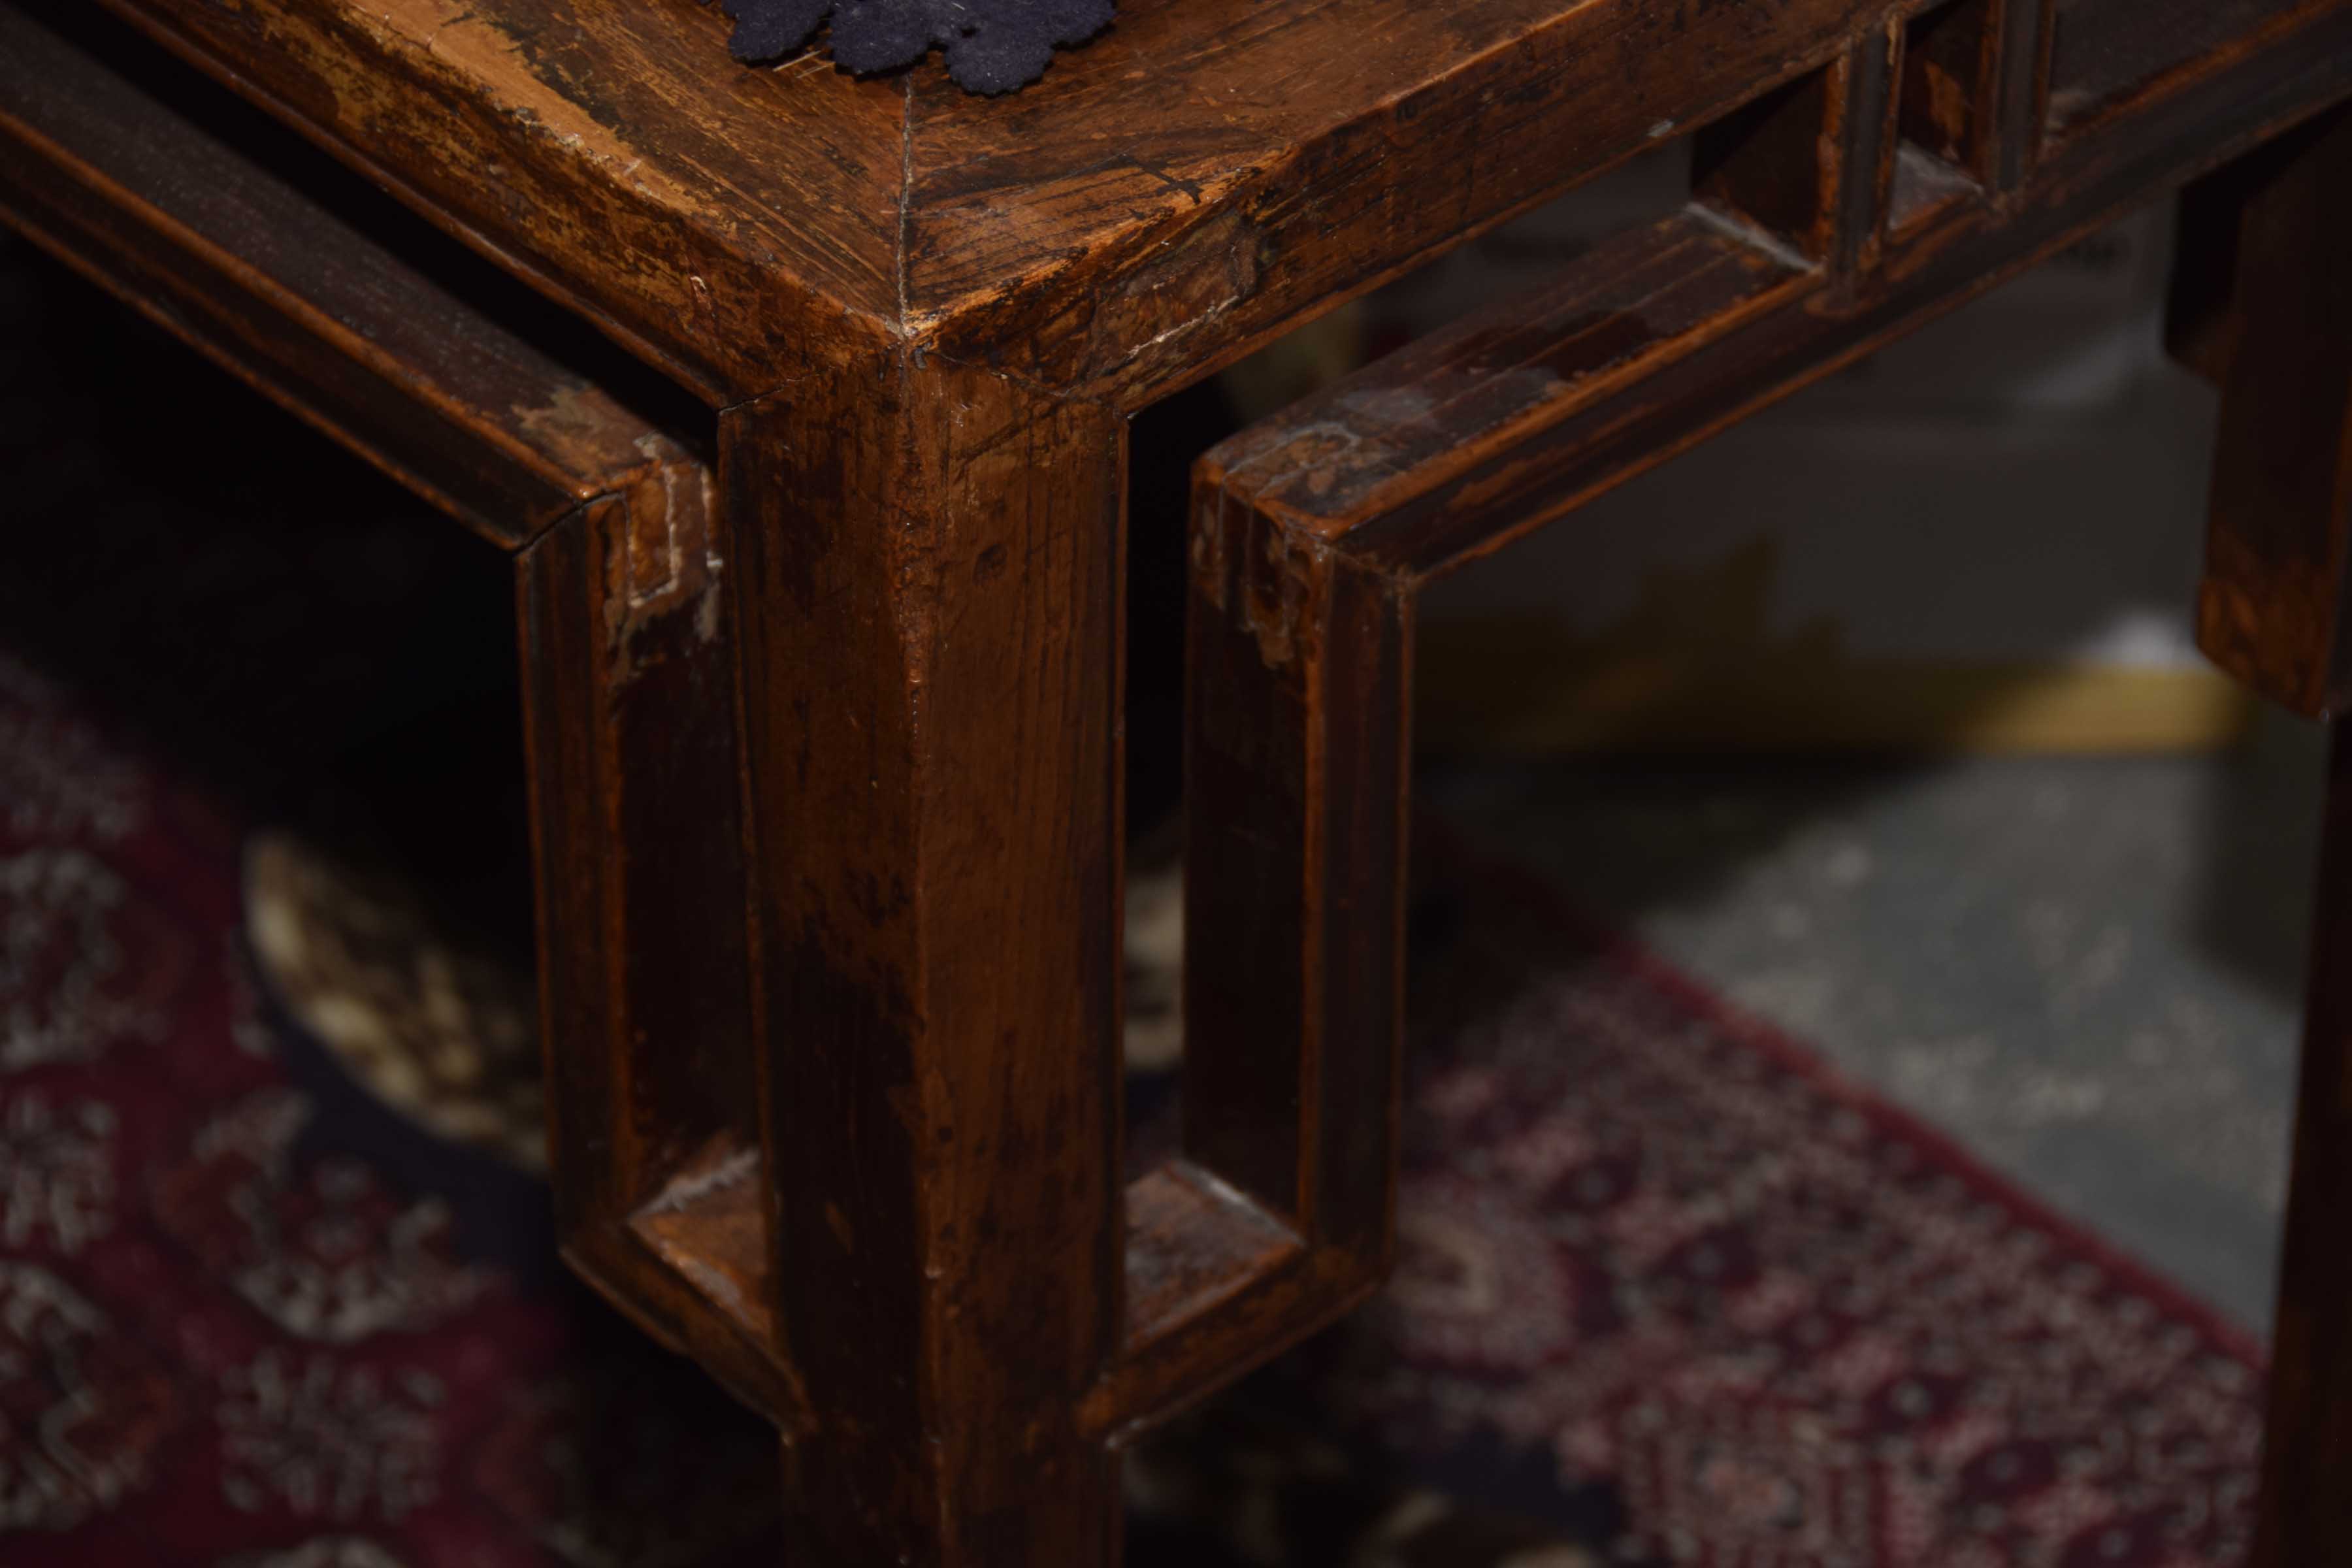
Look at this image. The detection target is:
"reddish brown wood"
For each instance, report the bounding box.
[90,0,906,400]
[1183,471,1411,1256]
[2199,105,2352,717]
[1209,7,2352,585]
[1192,23,2352,1559]
[0,0,678,548]
[83,0,2070,410]
[1903,0,2002,177]
[1694,61,1850,265]
[722,357,1128,1560]
[1,0,799,1432]
[1122,1164,1302,1351]
[907,0,1896,406]
[2050,0,2325,139]
[1084,1233,1382,1441]
[517,478,799,1423]
[12,0,2352,1556]
[1200,210,1821,572]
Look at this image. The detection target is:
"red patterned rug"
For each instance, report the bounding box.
[1239,860,2270,1567]
[0,652,2267,1567]
[0,655,781,1568]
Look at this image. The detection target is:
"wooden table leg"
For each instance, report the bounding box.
[721,351,1128,1563]
[2189,101,2352,1567]
[2197,103,2352,719]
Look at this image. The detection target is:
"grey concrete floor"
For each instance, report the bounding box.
[1424,712,2326,1333]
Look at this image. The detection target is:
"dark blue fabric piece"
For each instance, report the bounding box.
[722,0,1115,93]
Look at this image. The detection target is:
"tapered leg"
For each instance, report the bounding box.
[720,352,1128,1563]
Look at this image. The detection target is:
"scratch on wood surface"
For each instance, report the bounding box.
[1241,522,1326,671]
[639,1146,761,1215]
[1085,209,1263,372]
[1191,472,1330,673]
[570,438,724,679]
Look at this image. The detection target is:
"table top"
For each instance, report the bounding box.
[95,0,1893,408]
[93,0,2342,412]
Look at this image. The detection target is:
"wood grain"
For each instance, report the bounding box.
[2050,0,2324,137]
[0,0,683,547]
[723,355,1127,1560]
[82,0,1904,410]
[909,0,1890,406]
[1694,61,1849,265]
[517,470,800,1426]
[1207,3,2352,582]
[1836,22,1906,281]
[1121,1163,1303,1364]
[1184,483,1411,1258]
[1902,0,2000,177]
[93,0,906,400]
[2199,105,2352,717]
[18,0,2352,1555]
[1200,212,1821,561]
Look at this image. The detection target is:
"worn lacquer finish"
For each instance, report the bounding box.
[11,0,2352,1556]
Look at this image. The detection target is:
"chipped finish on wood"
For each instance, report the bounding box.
[1186,12,2352,1559]
[71,0,1972,411]
[629,1142,776,1345]
[519,461,747,1210]
[909,0,1892,406]
[1207,7,2352,587]
[1120,1164,1303,1360]
[1903,0,1993,175]
[2198,105,2352,717]
[1085,1244,1384,1442]
[73,0,2352,417]
[1201,212,1821,565]
[516,468,794,1422]
[1694,61,1850,266]
[2255,719,2352,1568]
[1184,478,1411,1252]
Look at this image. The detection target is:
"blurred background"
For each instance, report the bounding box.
[1244,146,2315,1331]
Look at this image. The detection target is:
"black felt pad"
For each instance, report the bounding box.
[722,0,1117,94]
